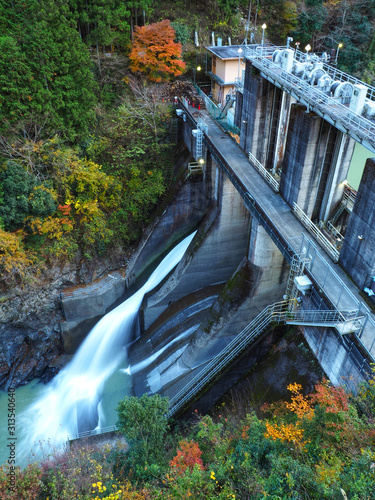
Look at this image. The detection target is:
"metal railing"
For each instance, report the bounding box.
[327,220,345,242]
[68,424,118,442]
[245,47,375,153]
[343,184,357,210]
[248,152,280,192]
[285,308,362,326]
[295,234,375,356]
[167,299,366,418]
[194,85,241,136]
[293,203,340,262]
[167,301,289,418]
[187,162,204,175]
[235,76,244,93]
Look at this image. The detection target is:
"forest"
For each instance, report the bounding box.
[1,0,375,290]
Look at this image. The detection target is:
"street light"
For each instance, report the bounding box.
[242,120,248,152]
[238,47,243,79]
[305,44,311,58]
[261,23,267,48]
[193,65,201,84]
[335,43,343,65]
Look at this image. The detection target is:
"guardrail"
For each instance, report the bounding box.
[293,203,340,262]
[245,47,375,153]
[167,301,289,418]
[248,152,280,192]
[327,220,345,242]
[343,184,357,209]
[187,162,204,175]
[167,299,367,418]
[68,424,118,442]
[194,85,240,136]
[296,234,375,357]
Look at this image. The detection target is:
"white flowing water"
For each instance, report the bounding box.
[17,232,195,464]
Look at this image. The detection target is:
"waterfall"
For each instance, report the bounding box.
[19,232,196,462]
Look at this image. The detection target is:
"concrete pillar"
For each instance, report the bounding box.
[340,157,375,293]
[279,105,331,218]
[238,62,294,173]
[239,62,276,164]
[272,92,295,174]
[319,132,355,222]
[280,106,355,221]
[247,221,288,308]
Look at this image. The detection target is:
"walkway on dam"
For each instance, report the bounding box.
[180,101,375,361]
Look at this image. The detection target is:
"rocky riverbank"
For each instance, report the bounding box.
[0,251,127,390]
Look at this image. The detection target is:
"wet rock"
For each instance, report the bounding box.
[0,251,127,389]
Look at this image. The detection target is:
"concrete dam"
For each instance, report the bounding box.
[61,44,375,423]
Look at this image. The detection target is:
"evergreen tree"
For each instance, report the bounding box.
[0,0,97,141]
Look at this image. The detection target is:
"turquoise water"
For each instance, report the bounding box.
[0,233,196,468]
[0,367,132,467]
[0,380,44,466]
[347,142,374,190]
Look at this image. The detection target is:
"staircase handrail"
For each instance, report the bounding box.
[167,301,290,418]
[167,302,365,418]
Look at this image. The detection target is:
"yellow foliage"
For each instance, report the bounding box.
[0,228,34,280]
[92,480,150,499]
[265,421,304,444]
[285,383,314,420]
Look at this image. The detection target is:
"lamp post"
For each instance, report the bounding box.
[193,65,201,84]
[261,23,267,50]
[335,43,343,65]
[242,120,248,152]
[238,47,243,79]
[305,43,311,59]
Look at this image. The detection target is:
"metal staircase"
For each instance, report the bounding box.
[285,253,307,303]
[192,120,208,162]
[329,184,357,226]
[167,299,364,418]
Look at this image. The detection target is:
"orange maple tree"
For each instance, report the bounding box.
[169,440,205,475]
[129,20,186,82]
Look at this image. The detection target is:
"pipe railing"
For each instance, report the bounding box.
[293,203,340,262]
[167,300,364,418]
[248,152,280,192]
[68,424,118,442]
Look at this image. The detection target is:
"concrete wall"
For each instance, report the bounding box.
[140,158,251,330]
[129,216,289,401]
[302,324,368,393]
[340,157,375,293]
[239,64,294,172]
[238,61,354,223]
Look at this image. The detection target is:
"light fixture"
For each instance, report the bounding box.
[261,23,267,48]
[336,43,343,65]
[305,44,311,56]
